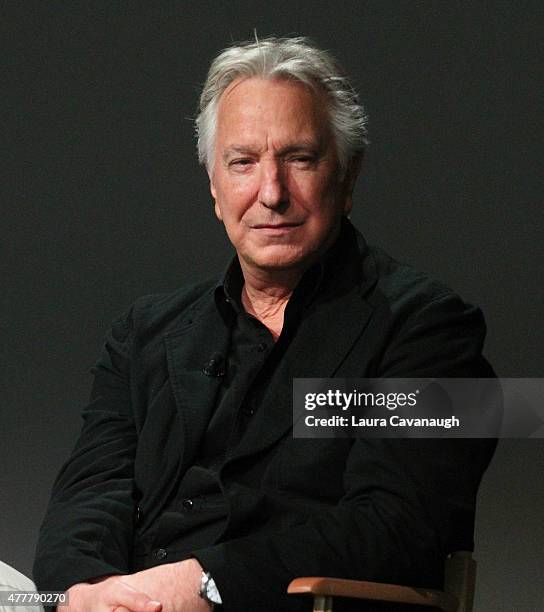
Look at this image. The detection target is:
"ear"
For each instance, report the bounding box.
[207,168,223,221]
[214,201,223,221]
[207,166,217,199]
[208,172,217,200]
[342,154,363,215]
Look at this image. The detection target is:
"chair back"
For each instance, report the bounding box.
[444,551,477,612]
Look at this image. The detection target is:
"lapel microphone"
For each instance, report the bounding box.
[202,352,225,377]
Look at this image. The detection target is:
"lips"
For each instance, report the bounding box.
[251,222,303,229]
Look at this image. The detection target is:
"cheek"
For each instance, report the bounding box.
[292,168,339,200]
[299,180,341,215]
[218,183,257,220]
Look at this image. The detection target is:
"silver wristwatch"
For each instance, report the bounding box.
[199,570,223,605]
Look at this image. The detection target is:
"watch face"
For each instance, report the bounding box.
[201,572,222,605]
[206,579,222,604]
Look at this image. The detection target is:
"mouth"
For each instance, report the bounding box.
[250,222,303,237]
[252,222,303,230]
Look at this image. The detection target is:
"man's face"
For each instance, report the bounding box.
[209,77,356,275]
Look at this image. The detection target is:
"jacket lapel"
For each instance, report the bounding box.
[165,292,231,472]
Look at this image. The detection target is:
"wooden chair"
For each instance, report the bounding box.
[288,551,476,612]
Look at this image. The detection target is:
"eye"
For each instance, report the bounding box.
[289,155,316,167]
[229,158,255,172]
[230,158,253,166]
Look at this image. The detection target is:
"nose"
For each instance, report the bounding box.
[258,159,288,209]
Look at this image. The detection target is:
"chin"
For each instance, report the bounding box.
[246,245,315,272]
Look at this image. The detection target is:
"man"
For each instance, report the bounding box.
[34,37,496,611]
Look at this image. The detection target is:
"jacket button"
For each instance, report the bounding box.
[135,505,143,525]
[182,498,194,510]
[154,548,168,560]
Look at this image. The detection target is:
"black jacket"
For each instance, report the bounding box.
[33,223,496,611]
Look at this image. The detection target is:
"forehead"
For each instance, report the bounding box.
[215,77,331,147]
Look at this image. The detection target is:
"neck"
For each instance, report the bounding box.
[239,264,305,341]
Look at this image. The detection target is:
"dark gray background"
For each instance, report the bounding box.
[3,2,543,610]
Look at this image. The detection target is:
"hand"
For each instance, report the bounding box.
[65,577,162,612]
[119,559,212,612]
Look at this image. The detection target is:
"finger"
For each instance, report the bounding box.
[105,580,162,612]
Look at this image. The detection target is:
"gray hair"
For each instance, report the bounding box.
[195,36,369,174]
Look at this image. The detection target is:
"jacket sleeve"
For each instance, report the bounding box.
[33,309,138,593]
[191,292,497,611]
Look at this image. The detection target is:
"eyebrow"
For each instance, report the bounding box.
[222,141,322,162]
[222,145,260,161]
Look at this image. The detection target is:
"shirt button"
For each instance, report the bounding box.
[154,548,168,560]
[257,342,267,352]
[243,406,255,416]
[182,498,194,510]
[135,505,143,524]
